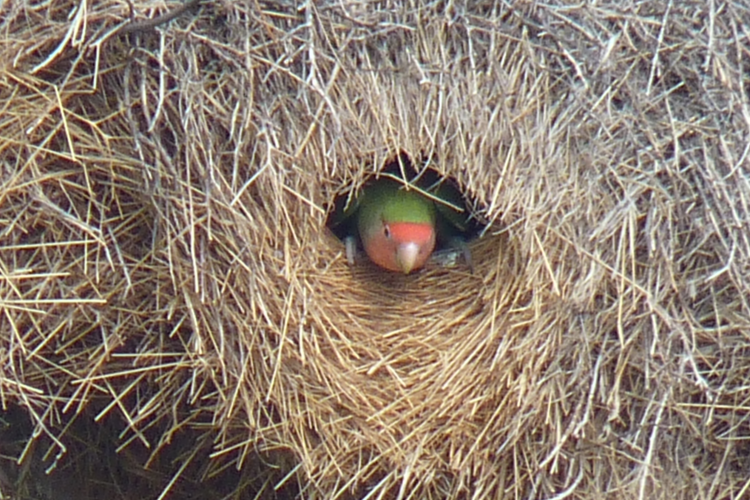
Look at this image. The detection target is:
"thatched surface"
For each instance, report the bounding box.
[1,0,750,498]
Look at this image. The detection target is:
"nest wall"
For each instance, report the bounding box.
[1,1,750,499]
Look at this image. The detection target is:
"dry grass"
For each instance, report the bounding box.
[1,0,750,498]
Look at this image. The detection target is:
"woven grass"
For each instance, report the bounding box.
[1,0,749,498]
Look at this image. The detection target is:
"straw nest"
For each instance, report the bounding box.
[1,0,749,498]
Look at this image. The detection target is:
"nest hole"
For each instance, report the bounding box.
[326,154,487,273]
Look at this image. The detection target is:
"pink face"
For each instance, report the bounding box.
[362,220,436,273]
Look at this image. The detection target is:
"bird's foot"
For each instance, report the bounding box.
[345,236,357,265]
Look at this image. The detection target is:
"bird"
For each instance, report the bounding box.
[332,174,473,274]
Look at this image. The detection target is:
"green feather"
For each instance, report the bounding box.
[356,178,436,240]
[427,180,470,234]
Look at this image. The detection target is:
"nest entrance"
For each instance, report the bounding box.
[326,154,486,273]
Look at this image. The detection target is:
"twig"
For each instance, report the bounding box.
[118,0,202,35]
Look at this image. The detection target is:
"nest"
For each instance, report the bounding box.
[1,0,749,498]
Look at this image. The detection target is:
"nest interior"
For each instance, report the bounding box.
[1,1,749,499]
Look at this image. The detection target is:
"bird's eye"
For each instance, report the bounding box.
[383,225,391,239]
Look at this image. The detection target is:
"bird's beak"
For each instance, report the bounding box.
[396,242,420,274]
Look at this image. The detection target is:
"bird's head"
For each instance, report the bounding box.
[367,220,436,274]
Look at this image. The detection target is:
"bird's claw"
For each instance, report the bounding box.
[432,238,473,273]
[461,244,474,274]
[345,236,357,265]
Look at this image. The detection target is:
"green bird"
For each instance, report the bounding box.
[332,175,473,274]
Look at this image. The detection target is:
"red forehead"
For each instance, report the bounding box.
[388,222,435,244]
